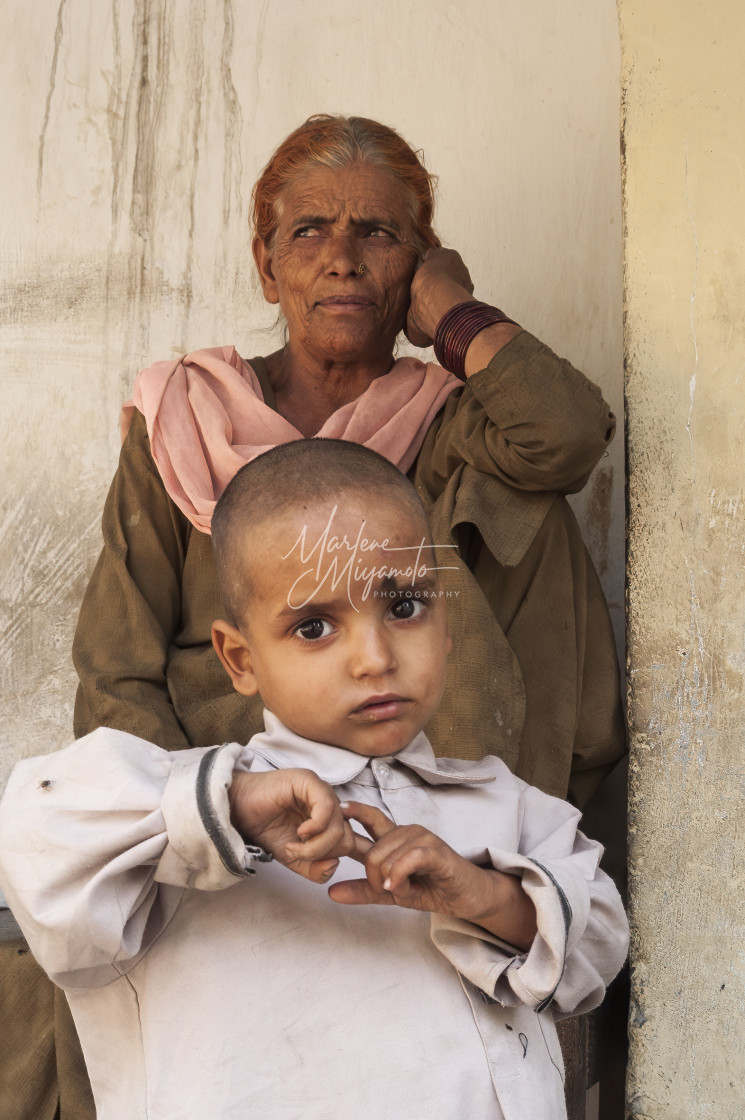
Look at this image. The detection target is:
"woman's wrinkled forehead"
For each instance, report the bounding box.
[270,160,420,246]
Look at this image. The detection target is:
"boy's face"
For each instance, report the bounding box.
[212,494,451,756]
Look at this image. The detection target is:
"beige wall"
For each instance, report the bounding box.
[0,1,624,787]
[620,1,745,1116]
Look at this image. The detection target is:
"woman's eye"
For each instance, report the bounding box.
[295,226,322,238]
[367,226,394,239]
[295,618,333,641]
[389,597,426,621]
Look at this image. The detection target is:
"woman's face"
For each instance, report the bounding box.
[253,163,420,367]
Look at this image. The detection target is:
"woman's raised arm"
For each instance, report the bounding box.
[406,248,616,494]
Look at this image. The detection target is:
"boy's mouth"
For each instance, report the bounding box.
[350,694,410,722]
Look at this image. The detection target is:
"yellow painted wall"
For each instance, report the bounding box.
[620,2,745,1115]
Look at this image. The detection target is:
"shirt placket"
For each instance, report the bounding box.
[368,758,408,823]
[364,759,535,1120]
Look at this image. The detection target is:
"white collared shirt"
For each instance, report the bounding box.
[0,713,628,1120]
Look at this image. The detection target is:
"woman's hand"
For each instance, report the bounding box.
[229,769,357,884]
[329,802,537,950]
[405,247,475,346]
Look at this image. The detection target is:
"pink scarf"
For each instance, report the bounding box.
[121,346,460,534]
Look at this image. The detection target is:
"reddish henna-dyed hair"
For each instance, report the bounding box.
[251,115,438,252]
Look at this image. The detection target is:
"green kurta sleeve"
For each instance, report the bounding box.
[72,411,191,749]
[412,334,625,804]
[475,496,626,806]
[418,330,616,498]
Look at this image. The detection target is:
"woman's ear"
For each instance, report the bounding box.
[211,619,260,697]
[252,237,280,304]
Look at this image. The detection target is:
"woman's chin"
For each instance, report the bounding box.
[301,327,395,369]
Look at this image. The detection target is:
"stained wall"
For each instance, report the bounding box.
[620,1,745,1115]
[0,2,624,788]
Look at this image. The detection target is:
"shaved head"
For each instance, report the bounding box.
[211,439,431,628]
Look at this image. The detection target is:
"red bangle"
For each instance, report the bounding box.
[433,301,517,381]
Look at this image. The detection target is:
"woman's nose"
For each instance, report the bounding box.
[323,230,359,276]
[349,626,397,679]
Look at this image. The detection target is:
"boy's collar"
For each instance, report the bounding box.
[249,711,497,788]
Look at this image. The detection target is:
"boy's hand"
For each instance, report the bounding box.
[330,802,537,951]
[229,770,357,884]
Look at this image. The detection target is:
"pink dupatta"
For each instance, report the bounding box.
[121,346,460,534]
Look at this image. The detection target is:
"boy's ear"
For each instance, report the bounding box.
[252,237,280,304]
[211,619,260,697]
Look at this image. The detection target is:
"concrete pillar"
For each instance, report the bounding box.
[620,2,745,1115]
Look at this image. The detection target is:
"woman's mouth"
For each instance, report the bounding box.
[316,295,373,310]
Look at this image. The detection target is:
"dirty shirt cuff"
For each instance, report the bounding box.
[430,846,589,1011]
[157,744,271,890]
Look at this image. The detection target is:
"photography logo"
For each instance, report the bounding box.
[281,505,459,610]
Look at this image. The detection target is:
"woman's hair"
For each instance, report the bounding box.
[251,115,438,252]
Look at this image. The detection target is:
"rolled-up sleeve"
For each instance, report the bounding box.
[420,331,616,497]
[430,784,628,1016]
[0,730,267,990]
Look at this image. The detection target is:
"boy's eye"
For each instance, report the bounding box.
[389,597,426,621]
[295,618,333,641]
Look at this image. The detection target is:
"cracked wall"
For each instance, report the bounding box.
[620,2,745,1116]
[0,1,624,789]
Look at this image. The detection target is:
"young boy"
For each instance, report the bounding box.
[0,440,628,1120]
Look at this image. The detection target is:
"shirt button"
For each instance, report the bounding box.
[375,762,391,780]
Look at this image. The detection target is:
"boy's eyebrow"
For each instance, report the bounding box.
[377,572,439,596]
[271,597,342,625]
[272,595,331,622]
[271,572,441,626]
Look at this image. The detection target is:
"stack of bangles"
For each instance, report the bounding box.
[433,300,518,382]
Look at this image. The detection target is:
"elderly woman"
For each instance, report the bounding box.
[73,114,624,807]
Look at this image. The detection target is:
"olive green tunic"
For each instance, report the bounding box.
[73,331,625,806]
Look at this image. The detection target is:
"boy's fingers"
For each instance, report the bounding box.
[340,801,396,841]
[286,817,358,861]
[346,832,374,864]
[287,856,340,884]
[384,845,437,895]
[362,841,418,898]
[309,858,340,884]
[296,778,342,836]
[327,878,394,907]
[339,799,398,872]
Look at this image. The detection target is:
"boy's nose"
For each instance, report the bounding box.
[349,626,397,679]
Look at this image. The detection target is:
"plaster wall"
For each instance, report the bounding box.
[620,2,745,1116]
[0,0,624,787]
